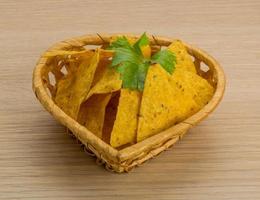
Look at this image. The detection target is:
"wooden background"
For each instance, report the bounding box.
[1,0,260,199]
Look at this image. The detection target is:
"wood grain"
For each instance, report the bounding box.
[0,0,260,199]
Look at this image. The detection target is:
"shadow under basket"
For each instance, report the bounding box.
[32,34,226,173]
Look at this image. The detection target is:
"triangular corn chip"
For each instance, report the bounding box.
[91,51,114,86]
[137,64,200,142]
[86,66,122,100]
[78,93,112,138]
[91,57,110,87]
[55,50,99,119]
[168,40,197,73]
[172,68,214,108]
[102,92,120,143]
[44,50,88,57]
[110,89,141,148]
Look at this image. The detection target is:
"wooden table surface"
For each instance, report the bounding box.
[1,0,260,199]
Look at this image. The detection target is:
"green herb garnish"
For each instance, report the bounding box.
[108,33,176,91]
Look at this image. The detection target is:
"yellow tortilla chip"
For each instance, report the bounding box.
[168,40,197,73]
[55,50,99,119]
[172,68,214,108]
[137,64,199,142]
[85,66,122,100]
[102,92,120,143]
[110,89,141,148]
[78,93,112,138]
[91,50,114,86]
[44,50,88,57]
[141,45,151,59]
[91,57,109,87]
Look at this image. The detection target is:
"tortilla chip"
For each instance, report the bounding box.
[172,68,214,108]
[168,40,197,73]
[137,64,199,142]
[55,50,99,119]
[110,89,141,148]
[141,45,151,59]
[102,92,120,143]
[78,93,112,138]
[91,51,114,86]
[44,50,88,57]
[91,57,109,87]
[85,66,122,100]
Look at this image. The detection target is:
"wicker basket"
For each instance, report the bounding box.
[32,33,225,173]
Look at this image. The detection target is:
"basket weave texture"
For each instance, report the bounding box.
[32,34,225,172]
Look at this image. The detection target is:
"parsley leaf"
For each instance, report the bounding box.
[151,49,176,74]
[109,36,132,49]
[108,33,176,91]
[117,62,139,89]
[111,47,141,66]
[133,32,150,56]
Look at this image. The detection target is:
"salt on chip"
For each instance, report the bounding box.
[55,50,99,119]
[168,40,197,73]
[110,89,141,148]
[137,64,199,142]
[78,93,112,138]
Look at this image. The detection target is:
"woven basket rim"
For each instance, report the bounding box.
[32,33,226,164]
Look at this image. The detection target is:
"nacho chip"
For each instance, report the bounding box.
[85,66,122,100]
[110,89,141,147]
[78,93,112,138]
[168,40,197,73]
[137,64,199,142]
[55,50,99,119]
[172,68,214,108]
[91,57,109,87]
[141,45,151,59]
[44,50,88,57]
[91,51,114,86]
[102,92,120,143]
